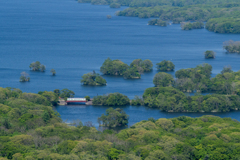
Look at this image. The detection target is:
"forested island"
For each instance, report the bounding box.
[78,0,240,33]
[100,58,153,79]
[81,71,107,86]
[1,87,240,159]
[94,63,240,112]
[204,50,215,59]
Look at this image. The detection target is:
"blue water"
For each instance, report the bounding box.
[1,0,240,127]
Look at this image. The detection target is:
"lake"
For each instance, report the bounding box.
[1,0,240,127]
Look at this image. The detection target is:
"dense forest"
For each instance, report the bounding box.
[78,0,240,33]
[1,88,240,159]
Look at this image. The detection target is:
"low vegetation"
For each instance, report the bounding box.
[81,71,107,85]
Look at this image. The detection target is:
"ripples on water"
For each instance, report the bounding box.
[1,0,240,126]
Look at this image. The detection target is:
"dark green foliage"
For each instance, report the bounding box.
[204,50,215,59]
[100,58,129,76]
[130,59,153,72]
[131,96,144,105]
[85,95,90,101]
[100,58,152,79]
[19,72,30,82]
[98,108,129,127]
[148,19,167,26]
[29,61,46,72]
[81,71,107,85]
[59,89,75,99]
[221,66,233,74]
[223,40,240,53]
[156,60,175,71]
[153,72,174,87]
[93,93,130,106]
[181,21,204,30]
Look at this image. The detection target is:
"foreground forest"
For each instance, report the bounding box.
[78,0,240,33]
[1,87,240,159]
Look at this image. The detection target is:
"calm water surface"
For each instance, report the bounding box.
[1,0,240,126]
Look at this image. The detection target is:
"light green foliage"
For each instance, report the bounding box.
[81,71,107,85]
[2,88,240,159]
[204,50,215,59]
[155,118,174,131]
[98,108,129,127]
[29,61,46,72]
[156,60,175,71]
[223,40,240,53]
[153,72,174,87]
[93,93,130,106]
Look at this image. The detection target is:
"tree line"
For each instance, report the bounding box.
[1,88,240,159]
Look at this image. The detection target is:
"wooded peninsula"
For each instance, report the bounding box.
[78,0,240,33]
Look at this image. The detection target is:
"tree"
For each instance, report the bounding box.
[81,71,107,85]
[19,72,30,82]
[59,89,75,99]
[85,95,90,101]
[221,66,233,74]
[98,108,129,127]
[156,60,175,71]
[153,72,174,87]
[51,69,56,76]
[29,61,46,72]
[54,89,60,96]
[93,93,130,106]
[204,50,216,59]
[100,58,129,76]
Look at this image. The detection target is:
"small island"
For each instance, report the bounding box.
[100,58,152,79]
[98,108,129,127]
[50,69,56,75]
[106,15,112,19]
[204,50,215,59]
[19,72,30,82]
[100,58,128,76]
[181,22,204,30]
[223,40,240,53]
[156,60,175,71]
[81,71,107,86]
[93,92,130,106]
[29,61,46,72]
[148,19,167,26]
